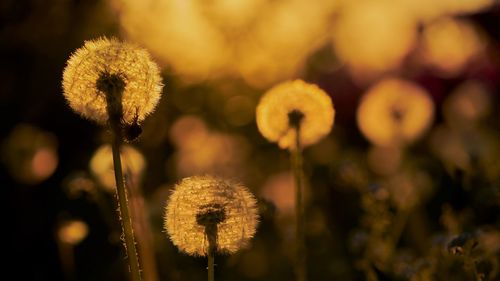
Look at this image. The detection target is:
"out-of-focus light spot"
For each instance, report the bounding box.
[236,0,335,87]
[223,95,255,127]
[169,115,209,149]
[419,17,485,77]
[2,124,58,184]
[200,0,266,32]
[176,133,250,178]
[357,78,435,147]
[443,80,492,130]
[113,0,336,87]
[331,1,417,81]
[260,172,295,215]
[169,116,250,178]
[31,148,58,180]
[58,219,89,245]
[89,144,146,192]
[367,146,402,176]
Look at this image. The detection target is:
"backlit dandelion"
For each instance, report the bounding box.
[256,79,333,281]
[62,37,163,125]
[164,175,258,256]
[256,80,335,150]
[62,37,163,281]
[357,78,434,147]
[420,17,485,76]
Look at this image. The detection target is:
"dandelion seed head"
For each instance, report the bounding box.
[256,80,335,150]
[357,78,434,147]
[164,175,259,256]
[62,37,163,125]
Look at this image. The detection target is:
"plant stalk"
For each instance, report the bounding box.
[292,127,306,281]
[111,131,142,281]
[206,224,217,281]
[102,77,142,281]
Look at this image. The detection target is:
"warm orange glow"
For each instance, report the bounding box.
[113,0,336,86]
[169,115,209,149]
[58,219,89,245]
[31,148,58,180]
[357,78,435,147]
[260,172,295,215]
[332,1,417,80]
[2,124,58,184]
[419,17,485,76]
[169,115,250,178]
[89,144,146,192]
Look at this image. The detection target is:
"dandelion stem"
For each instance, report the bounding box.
[102,77,142,281]
[111,129,143,281]
[205,224,217,281]
[292,126,306,281]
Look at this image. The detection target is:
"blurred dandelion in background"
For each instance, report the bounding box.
[419,17,486,77]
[256,80,334,150]
[442,80,492,131]
[357,78,435,147]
